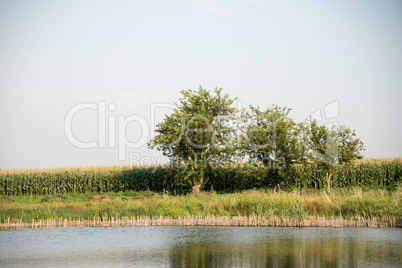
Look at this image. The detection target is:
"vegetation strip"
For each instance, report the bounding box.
[1,188,400,229]
[1,216,400,231]
[1,159,400,195]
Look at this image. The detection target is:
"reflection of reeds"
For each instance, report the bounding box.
[1,216,400,231]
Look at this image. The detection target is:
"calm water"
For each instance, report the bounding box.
[0,227,401,267]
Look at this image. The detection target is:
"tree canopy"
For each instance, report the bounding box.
[148,86,238,192]
[148,87,365,193]
[237,105,305,168]
[301,118,365,167]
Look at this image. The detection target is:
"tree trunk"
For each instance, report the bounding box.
[193,171,204,194]
[192,154,205,194]
[326,172,332,195]
[192,183,201,194]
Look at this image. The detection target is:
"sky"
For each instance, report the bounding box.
[0,0,401,170]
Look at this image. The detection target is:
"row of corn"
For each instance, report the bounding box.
[0,160,400,196]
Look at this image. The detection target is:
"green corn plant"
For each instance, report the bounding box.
[0,159,401,196]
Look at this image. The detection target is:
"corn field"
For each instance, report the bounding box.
[0,160,401,196]
[287,161,401,189]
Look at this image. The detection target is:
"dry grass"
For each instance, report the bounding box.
[1,157,399,174]
[353,157,402,163]
[0,165,128,175]
[0,215,400,231]
[1,197,13,204]
[88,195,114,202]
[0,164,169,174]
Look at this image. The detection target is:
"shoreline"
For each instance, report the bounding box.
[1,216,400,231]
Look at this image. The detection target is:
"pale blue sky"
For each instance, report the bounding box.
[1,0,401,169]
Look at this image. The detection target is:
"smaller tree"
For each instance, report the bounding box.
[237,105,305,169]
[301,118,365,193]
[337,126,365,165]
[300,119,339,167]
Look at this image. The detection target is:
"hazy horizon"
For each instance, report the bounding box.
[1,0,401,170]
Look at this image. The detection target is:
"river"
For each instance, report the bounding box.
[0,227,401,267]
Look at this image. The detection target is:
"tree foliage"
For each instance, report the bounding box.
[148,87,365,192]
[148,86,238,191]
[237,105,305,168]
[337,125,365,165]
[301,118,365,193]
[301,118,365,167]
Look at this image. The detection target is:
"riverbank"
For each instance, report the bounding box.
[1,187,401,230]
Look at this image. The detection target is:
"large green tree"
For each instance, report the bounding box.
[148,87,238,193]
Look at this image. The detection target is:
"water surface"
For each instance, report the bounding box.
[0,227,401,267]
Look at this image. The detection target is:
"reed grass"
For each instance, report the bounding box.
[1,215,399,231]
[1,188,400,230]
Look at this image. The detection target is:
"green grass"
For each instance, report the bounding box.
[1,188,400,223]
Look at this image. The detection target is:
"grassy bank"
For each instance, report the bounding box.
[1,187,400,229]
